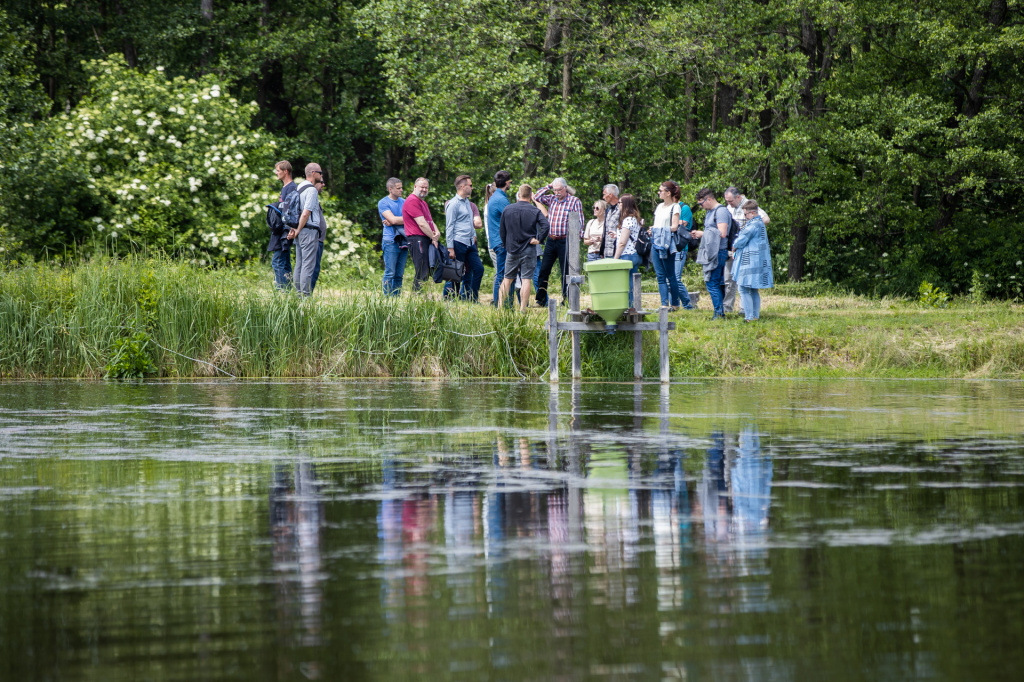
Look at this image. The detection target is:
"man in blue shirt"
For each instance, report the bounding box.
[486,170,512,306]
[443,175,485,301]
[378,177,407,296]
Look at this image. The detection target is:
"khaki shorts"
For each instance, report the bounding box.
[503,249,537,281]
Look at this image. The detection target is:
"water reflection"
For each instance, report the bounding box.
[3,380,1024,680]
[372,421,774,652]
[270,463,325,678]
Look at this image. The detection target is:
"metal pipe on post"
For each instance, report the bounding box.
[659,306,670,384]
[567,210,582,380]
[633,271,643,380]
[548,298,559,382]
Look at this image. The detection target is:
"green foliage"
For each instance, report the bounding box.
[1,57,282,260]
[104,331,158,379]
[2,0,1023,298]
[918,281,950,308]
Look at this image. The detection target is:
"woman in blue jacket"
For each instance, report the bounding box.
[731,200,774,322]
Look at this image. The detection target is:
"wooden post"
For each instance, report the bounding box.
[548,298,559,382]
[659,306,670,384]
[632,272,642,312]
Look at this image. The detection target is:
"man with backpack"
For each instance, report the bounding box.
[691,188,733,319]
[268,161,297,290]
[286,162,325,297]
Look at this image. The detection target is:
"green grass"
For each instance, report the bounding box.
[0,257,1021,379]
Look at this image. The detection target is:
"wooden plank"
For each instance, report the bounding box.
[634,330,643,379]
[552,321,676,332]
[659,306,670,384]
[548,298,559,382]
[632,272,642,312]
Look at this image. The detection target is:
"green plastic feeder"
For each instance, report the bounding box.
[584,258,633,331]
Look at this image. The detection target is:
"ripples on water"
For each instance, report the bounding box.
[1,379,1023,681]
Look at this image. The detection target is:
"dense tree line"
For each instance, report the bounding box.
[1,0,1021,297]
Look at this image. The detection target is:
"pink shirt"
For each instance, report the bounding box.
[403,193,435,238]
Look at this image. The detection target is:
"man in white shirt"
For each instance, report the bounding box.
[722,186,770,314]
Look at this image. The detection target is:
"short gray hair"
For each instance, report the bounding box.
[603,184,619,197]
[724,186,741,199]
[386,177,402,191]
[552,177,568,189]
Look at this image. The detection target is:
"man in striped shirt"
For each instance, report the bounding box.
[533,177,585,306]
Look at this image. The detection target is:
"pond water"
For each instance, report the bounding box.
[1,379,1023,681]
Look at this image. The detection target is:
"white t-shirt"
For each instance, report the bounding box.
[584,218,604,254]
[619,216,639,256]
[653,202,678,229]
[727,195,768,227]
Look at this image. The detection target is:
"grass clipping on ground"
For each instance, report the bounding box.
[0,258,1021,379]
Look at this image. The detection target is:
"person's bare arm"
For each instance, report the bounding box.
[414,216,438,242]
[381,210,403,226]
[613,225,630,259]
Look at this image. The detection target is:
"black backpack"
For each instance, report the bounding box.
[266,203,285,235]
[283,184,318,228]
[716,206,742,250]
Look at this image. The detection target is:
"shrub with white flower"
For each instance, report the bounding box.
[0,56,281,262]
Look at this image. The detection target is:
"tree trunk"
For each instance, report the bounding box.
[931,0,1007,233]
[684,71,696,182]
[113,1,137,68]
[524,3,561,176]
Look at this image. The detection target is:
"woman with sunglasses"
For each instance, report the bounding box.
[652,181,693,311]
[583,200,607,262]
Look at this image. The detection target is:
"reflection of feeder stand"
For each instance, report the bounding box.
[545,212,675,383]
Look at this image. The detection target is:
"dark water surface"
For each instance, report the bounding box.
[2,379,1023,681]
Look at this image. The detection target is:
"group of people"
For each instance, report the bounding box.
[268,160,775,322]
[374,170,775,321]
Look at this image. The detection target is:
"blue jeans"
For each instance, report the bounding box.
[651,249,682,307]
[382,239,409,296]
[739,286,761,320]
[491,245,506,306]
[622,252,643,307]
[443,241,485,301]
[310,242,325,293]
[705,249,728,317]
[586,252,602,262]
[271,247,292,290]
[674,251,694,308]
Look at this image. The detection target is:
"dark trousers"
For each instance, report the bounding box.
[442,241,485,302]
[310,241,325,293]
[535,237,567,306]
[408,235,433,291]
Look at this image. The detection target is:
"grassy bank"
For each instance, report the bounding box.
[0,258,1021,379]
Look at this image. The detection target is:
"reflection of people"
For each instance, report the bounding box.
[730,428,772,534]
[270,462,325,674]
[697,428,773,573]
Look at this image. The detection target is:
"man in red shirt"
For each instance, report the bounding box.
[403,177,441,291]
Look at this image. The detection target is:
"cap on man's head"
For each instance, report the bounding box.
[304,162,323,176]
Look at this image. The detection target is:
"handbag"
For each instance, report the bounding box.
[432,247,466,284]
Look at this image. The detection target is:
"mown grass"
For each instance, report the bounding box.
[0,257,1021,379]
